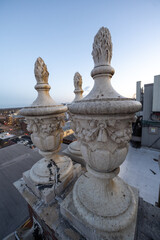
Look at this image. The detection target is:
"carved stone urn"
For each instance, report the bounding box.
[62,27,141,239]
[67,72,84,162]
[19,57,73,185]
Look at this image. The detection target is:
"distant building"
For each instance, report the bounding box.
[62,121,75,144]
[0,132,16,148]
[136,75,160,149]
[0,107,21,115]
[0,116,6,124]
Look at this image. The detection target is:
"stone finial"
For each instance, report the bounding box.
[92,27,112,67]
[19,57,73,199]
[73,72,83,102]
[63,26,142,239]
[74,72,82,91]
[66,72,84,163]
[34,57,49,84]
[31,57,56,107]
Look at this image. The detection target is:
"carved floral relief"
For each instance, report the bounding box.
[26,116,65,137]
[70,116,134,171]
[26,116,65,152]
[73,117,133,148]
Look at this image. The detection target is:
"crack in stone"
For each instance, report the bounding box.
[50,159,61,184]
[36,159,62,191]
[47,160,54,182]
[37,183,53,191]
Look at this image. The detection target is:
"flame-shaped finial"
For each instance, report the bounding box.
[74,72,82,91]
[73,72,83,102]
[92,27,112,67]
[34,57,49,84]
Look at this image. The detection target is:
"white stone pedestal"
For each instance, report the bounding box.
[61,175,139,240]
[23,162,81,204]
[14,173,84,240]
[62,27,141,240]
[19,57,75,192]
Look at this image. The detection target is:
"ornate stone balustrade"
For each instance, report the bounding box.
[61,27,142,240]
[19,57,79,203]
[64,72,84,165]
[14,27,142,240]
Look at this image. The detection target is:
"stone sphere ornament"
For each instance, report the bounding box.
[68,27,141,235]
[20,57,73,185]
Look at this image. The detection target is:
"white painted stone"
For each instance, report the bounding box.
[23,163,81,204]
[13,177,84,240]
[63,144,85,166]
[19,57,73,197]
[68,141,82,157]
[64,72,84,165]
[73,72,83,102]
[61,27,142,239]
[61,183,139,240]
[29,155,73,185]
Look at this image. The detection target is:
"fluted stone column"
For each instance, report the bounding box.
[61,27,141,240]
[19,57,75,203]
[64,72,85,165]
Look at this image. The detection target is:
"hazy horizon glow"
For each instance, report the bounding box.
[1,0,160,108]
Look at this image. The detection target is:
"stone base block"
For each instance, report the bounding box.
[60,185,139,240]
[14,178,85,240]
[62,148,85,166]
[23,163,81,204]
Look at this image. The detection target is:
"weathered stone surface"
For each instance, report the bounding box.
[2,144,160,239]
[63,144,85,166]
[19,57,73,197]
[23,163,81,204]
[14,174,85,240]
[61,182,139,240]
[73,72,83,102]
[64,72,84,165]
[61,27,142,239]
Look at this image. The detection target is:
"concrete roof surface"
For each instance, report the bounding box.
[120,146,160,205]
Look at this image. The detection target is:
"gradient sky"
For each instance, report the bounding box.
[1,0,160,108]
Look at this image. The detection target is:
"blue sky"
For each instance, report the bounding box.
[1,0,160,107]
